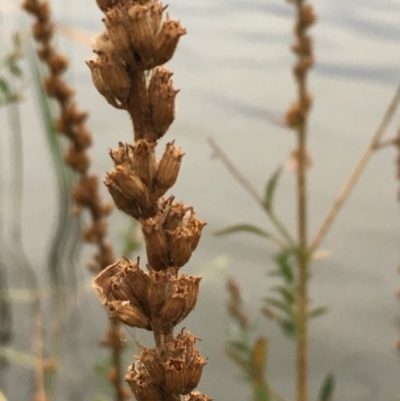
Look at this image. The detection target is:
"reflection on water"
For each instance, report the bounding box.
[2,0,400,400]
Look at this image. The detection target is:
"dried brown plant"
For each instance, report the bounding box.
[21,1,129,399]
[88,1,210,401]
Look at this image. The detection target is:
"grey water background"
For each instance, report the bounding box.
[2,0,400,400]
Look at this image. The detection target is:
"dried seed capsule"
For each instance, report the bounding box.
[104,7,137,66]
[108,300,151,330]
[140,348,165,387]
[153,142,184,199]
[152,18,187,67]
[148,67,178,139]
[131,139,157,188]
[104,174,142,219]
[142,218,170,270]
[163,201,186,231]
[159,275,201,326]
[122,259,151,312]
[147,270,171,315]
[107,166,151,210]
[168,227,193,267]
[126,363,163,401]
[184,391,213,401]
[99,56,131,106]
[127,4,156,67]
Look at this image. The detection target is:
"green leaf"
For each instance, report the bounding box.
[9,63,22,78]
[273,252,294,283]
[280,319,296,337]
[227,340,252,355]
[309,306,328,319]
[318,374,335,401]
[263,166,283,212]
[225,347,250,371]
[0,77,11,98]
[272,285,295,304]
[215,223,273,239]
[264,297,293,317]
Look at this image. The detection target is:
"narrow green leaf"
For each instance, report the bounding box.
[0,77,11,97]
[272,285,295,304]
[309,306,328,319]
[263,166,283,211]
[215,223,273,239]
[227,340,252,354]
[225,347,250,371]
[318,374,335,401]
[264,297,293,317]
[9,63,22,78]
[280,319,296,337]
[273,252,294,283]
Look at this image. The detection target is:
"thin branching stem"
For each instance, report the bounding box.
[310,79,400,254]
[207,137,295,249]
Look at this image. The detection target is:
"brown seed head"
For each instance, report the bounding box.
[148,67,178,139]
[153,142,184,199]
[152,17,187,67]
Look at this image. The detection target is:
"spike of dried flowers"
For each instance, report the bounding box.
[89,1,210,400]
[21,1,131,399]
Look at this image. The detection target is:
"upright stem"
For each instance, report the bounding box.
[292,1,313,400]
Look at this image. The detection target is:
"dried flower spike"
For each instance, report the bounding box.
[90,0,210,399]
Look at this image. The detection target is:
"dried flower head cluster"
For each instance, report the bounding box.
[89,1,210,400]
[22,0,115,273]
[284,1,316,129]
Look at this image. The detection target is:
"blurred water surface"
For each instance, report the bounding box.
[2,0,400,400]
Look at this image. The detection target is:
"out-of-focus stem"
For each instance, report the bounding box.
[310,80,400,254]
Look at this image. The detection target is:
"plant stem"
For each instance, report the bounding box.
[293,1,310,399]
[207,137,295,249]
[310,80,400,254]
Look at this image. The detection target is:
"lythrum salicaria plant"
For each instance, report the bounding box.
[88,1,210,400]
[211,0,400,400]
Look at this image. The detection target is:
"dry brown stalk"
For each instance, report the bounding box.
[284,1,316,401]
[21,1,128,399]
[89,1,210,401]
[310,80,400,254]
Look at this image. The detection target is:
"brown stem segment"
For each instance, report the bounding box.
[283,1,317,400]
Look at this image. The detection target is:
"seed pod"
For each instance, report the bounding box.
[168,226,193,267]
[127,4,156,67]
[153,142,184,199]
[140,348,165,387]
[107,166,151,211]
[104,174,142,219]
[131,139,157,188]
[159,275,201,326]
[152,18,186,67]
[142,218,170,270]
[104,7,137,66]
[99,56,131,107]
[147,270,171,316]
[184,391,213,401]
[108,300,151,330]
[126,363,163,401]
[148,68,178,139]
